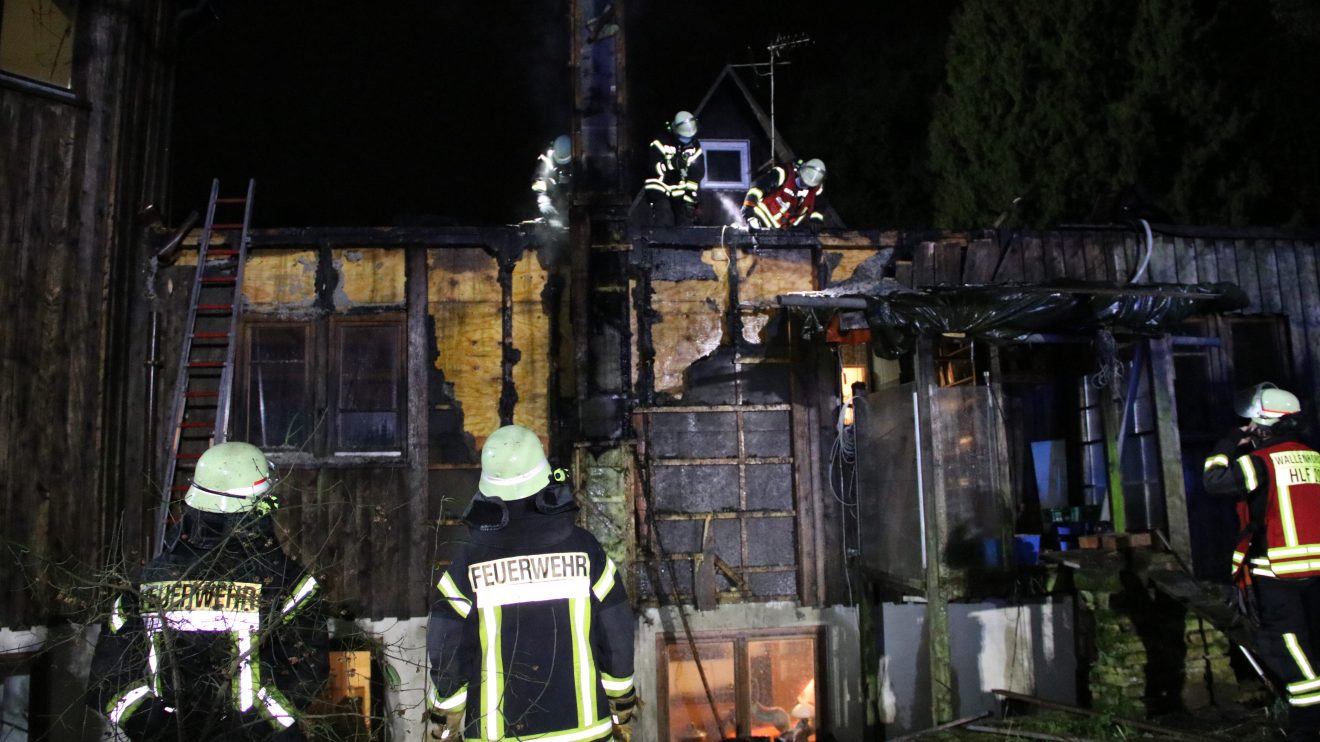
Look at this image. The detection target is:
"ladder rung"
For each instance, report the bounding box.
[211,223,244,229]
[196,304,233,312]
[192,331,230,339]
[180,421,214,429]
[201,276,236,285]
[186,391,220,398]
[207,249,238,257]
[215,197,247,204]
[188,361,225,368]
[171,484,190,492]
[176,453,202,460]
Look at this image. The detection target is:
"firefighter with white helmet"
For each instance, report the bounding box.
[644,110,705,226]
[88,441,328,741]
[533,134,574,228]
[427,425,636,741]
[1204,383,1320,739]
[742,158,829,232]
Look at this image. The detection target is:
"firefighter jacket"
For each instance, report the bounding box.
[742,162,827,230]
[532,149,573,210]
[88,509,328,741]
[1204,432,1320,580]
[645,132,705,204]
[427,485,636,742]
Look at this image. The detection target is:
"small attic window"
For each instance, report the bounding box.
[701,139,751,190]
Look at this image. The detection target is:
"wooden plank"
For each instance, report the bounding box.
[1275,241,1308,385]
[1083,231,1110,282]
[993,233,1025,283]
[1214,237,1238,289]
[1062,231,1087,280]
[1194,237,1218,285]
[1255,239,1283,314]
[1235,239,1262,313]
[961,238,1000,284]
[1105,232,1132,284]
[1043,232,1067,281]
[1173,235,1198,285]
[1145,230,1176,285]
[1150,337,1191,565]
[912,241,936,287]
[1022,232,1045,283]
[406,247,430,617]
[934,239,964,286]
[1294,244,1320,426]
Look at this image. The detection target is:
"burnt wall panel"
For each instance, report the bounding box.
[746,516,796,567]
[746,465,794,511]
[747,570,797,598]
[648,411,738,458]
[743,410,792,457]
[652,464,740,512]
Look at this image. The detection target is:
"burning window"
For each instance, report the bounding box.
[661,629,820,742]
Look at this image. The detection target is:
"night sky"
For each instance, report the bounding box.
[169,1,954,228]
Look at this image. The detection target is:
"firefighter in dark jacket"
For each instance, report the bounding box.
[533,134,573,228]
[427,425,636,742]
[741,158,828,232]
[1204,383,1320,740]
[644,110,705,226]
[88,442,328,741]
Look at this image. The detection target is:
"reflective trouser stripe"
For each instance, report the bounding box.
[257,686,296,728]
[499,718,615,742]
[107,685,152,726]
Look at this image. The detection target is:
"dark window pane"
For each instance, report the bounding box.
[0,0,77,88]
[706,149,744,182]
[336,323,402,450]
[247,325,310,450]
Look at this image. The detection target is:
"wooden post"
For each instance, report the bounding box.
[1149,336,1192,566]
[406,247,431,617]
[914,338,954,723]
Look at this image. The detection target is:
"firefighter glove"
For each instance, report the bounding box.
[746,216,762,231]
[537,194,555,217]
[429,711,464,741]
[610,690,637,726]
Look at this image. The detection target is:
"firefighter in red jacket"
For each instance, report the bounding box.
[644,111,705,226]
[1204,383,1320,740]
[741,158,828,233]
[427,425,636,742]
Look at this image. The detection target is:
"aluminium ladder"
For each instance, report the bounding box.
[153,178,255,556]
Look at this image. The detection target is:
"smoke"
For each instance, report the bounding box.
[714,192,748,227]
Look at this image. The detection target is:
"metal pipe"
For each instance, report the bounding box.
[144,311,160,494]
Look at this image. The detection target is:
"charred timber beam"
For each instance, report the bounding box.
[247,225,529,248]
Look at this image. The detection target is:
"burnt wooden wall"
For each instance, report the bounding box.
[0,1,175,627]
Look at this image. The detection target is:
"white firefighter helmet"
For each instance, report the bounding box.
[1234,382,1301,426]
[479,425,552,501]
[552,135,572,166]
[671,111,698,139]
[185,441,275,514]
[798,159,826,188]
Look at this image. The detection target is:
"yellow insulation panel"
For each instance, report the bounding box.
[242,249,318,308]
[427,249,550,447]
[736,248,814,345]
[648,247,736,398]
[825,248,877,285]
[333,248,405,306]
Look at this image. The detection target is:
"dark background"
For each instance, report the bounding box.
[169,1,1320,230]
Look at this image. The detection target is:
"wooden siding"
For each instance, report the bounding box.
[0,1,174,627]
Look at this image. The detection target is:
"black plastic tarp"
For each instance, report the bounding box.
[786,280,1248,359]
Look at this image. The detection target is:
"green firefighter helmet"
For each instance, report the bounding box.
[184,441,275,514]
[671,110,698,139]
[552,135,572,166]
[479,425,551,501]
[1234,382,1301,426]
[798,159,826,188]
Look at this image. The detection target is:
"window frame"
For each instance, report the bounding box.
[0,0,80,94]
[656,625,826,741]
[700,139,752,191]
[237,313,407,465]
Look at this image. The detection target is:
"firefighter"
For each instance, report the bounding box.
[644,110,705,226]
[1204,383,1320,740]
[427,425,636,742]
[741,158,828,233]
[533,134,574,228]
[88,442,328,741]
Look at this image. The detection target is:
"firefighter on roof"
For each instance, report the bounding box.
[1204,383,1320,740]
[532,134,574,228]
[88,441,328,741]
[427,425,636,742]
[741,158,828,232]
[644,110,705,226]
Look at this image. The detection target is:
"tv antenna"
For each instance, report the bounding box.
[730,33,813,163]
